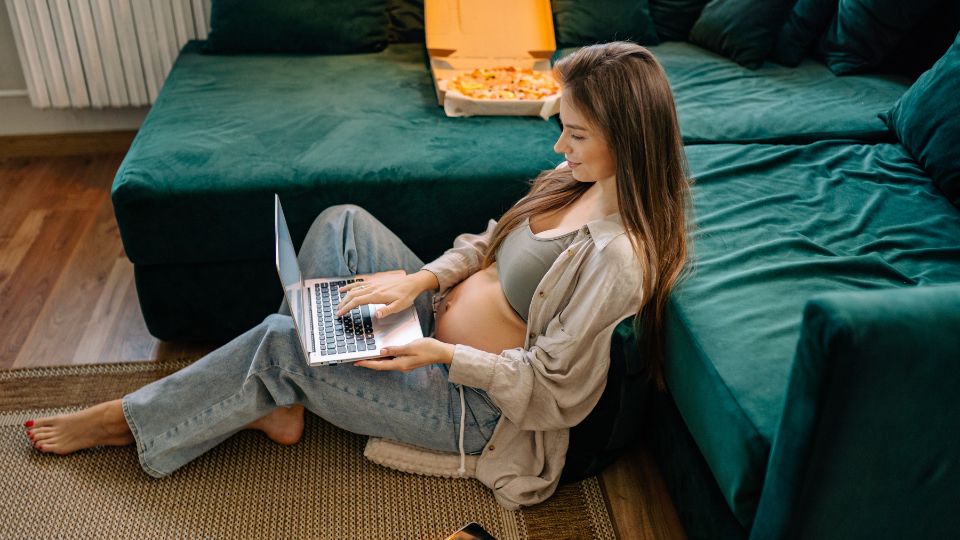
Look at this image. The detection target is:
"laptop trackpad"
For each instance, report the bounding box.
[373,306,424,352]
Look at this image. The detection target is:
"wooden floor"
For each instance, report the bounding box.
[0,150,686,540]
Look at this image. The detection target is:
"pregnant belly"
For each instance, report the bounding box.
[434,264,527,354]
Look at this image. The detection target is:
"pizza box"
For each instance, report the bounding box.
[425,0,561,119]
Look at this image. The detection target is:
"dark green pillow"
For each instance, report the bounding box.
[647,0,709,42]
[884,33,960,208]
[772,0,837,67]
[688,0,797,69]
[387,0,423,43]
[204,0,390,54]
[819,0,941,75]
[880,0,960,78]
[552,0,660,48]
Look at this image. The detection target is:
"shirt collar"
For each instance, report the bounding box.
[583,212,626,250]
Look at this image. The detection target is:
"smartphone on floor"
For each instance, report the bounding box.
[445,521,496,540]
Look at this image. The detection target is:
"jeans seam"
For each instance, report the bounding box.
[301,366,456,425]
[140,363,458,454]
[470,387,502,415]
[122,396,168,478]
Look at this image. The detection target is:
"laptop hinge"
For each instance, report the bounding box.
[301,285,314,353]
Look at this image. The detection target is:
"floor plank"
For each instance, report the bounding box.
[0,209,90,368]
[0,209,47,290]
[601,442,687,539]
[70,257,137,365]
[14,193,120,367]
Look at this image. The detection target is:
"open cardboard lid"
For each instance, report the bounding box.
[425,0,556,63]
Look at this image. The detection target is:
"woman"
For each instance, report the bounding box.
[23,41,690,508]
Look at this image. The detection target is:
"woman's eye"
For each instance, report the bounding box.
[571,134,585,141]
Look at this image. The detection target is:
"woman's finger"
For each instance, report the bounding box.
[337,287,377,316]
[379,345,406,357]
[356,357,406,371]
[374,303,390,319]
[340,288,368,305]
[338,281,368,293]
[375,298,409,319]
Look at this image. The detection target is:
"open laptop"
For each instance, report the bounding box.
[274,195,423,366]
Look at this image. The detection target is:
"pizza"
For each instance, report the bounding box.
[448,67,560,100]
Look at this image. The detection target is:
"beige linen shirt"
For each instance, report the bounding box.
[420,212,645,509]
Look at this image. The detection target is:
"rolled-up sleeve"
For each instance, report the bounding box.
[421,219,498,294]
[447,241,643,431]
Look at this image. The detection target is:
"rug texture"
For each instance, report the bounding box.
[0,360,616,539]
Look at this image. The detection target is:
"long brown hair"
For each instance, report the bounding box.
[481,42,692,391]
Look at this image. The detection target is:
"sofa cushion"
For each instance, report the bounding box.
[819,0,942,75]
[605,41,909,144]
[753,284,960,540]
[884,32,960,208]
[387,0,424,43]
[647,0,709,41]
[551,0,659,47]
[113,41,560,268]
[204,0,390,54]
[671,141,960,527]
[772,0,838,67]
[878,1,960,78]
[688,0,796,69]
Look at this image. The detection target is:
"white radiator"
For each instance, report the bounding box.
[5,0,212,108]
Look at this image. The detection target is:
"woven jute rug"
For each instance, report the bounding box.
[0,360,616,539]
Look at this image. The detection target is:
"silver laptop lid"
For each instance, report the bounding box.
[274,194,310,356]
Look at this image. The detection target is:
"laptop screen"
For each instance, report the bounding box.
[274,195,303,326]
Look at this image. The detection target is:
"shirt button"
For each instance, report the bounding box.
[529,332,536,340]
[538,291,544,298]
[566,249,574,256]
[488,445,495,451]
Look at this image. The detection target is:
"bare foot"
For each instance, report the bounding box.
[246,404,305,446]
[25,399,134,455]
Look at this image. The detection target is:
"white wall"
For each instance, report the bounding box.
[0,4,148,136]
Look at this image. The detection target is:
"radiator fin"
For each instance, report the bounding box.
[5,0,212,109]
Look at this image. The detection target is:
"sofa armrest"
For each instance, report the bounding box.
[751,285,960,540]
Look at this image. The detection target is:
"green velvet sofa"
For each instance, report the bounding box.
[112,1,960,538]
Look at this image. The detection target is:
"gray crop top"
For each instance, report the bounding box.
[496,218,578,322]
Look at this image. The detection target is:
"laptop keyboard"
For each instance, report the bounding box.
[315,279,377,356]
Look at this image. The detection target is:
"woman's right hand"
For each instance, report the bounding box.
[336,270,439,319]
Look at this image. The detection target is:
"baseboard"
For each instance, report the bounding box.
[0,130,138,158]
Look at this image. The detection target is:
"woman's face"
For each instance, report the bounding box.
[554,96,616,184]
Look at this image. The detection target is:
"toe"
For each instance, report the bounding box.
[32,417,57,428]
[40,437,64,452]
[32,430,54,442]
[43,442,63,455]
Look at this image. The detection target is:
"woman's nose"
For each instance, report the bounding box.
[553,133,567,155]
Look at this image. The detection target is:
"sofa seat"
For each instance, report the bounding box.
[112,41,561,339]
[113,41,561,267]
[615,42,909,144]
[669,140,960,528]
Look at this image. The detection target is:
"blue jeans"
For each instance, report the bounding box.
[122,205,501,477]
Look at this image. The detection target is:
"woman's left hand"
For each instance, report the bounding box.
[355,338,455,372]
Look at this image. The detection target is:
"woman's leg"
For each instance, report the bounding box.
[282,204,435,335]
[26,205,499,476]
[120,312,498,478]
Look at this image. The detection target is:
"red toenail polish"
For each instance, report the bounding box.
[24,420,33,427]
